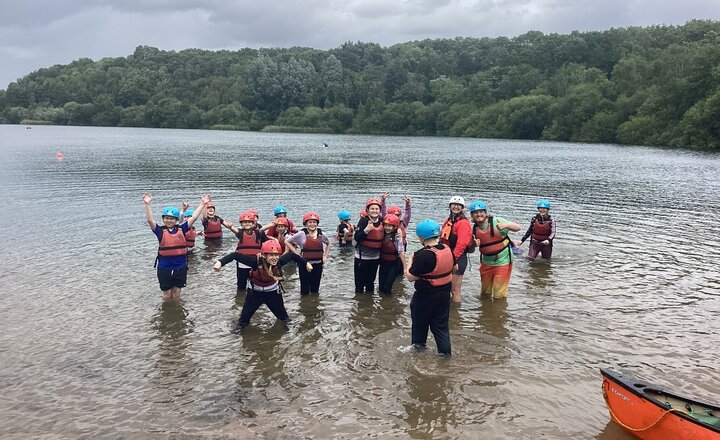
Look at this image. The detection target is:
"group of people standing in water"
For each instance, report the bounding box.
[142,192,556,355]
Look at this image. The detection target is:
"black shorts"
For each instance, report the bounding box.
[157,268,188,291]
[455,253,468,275]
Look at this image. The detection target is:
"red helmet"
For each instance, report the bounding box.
[360,209,367,217]
[387,205,402,216]
[238,211,254,222]
[275,217,289,226]
[248,209,259,219]
[383,214,400,228]
[303,212,320,224]
[366,198,382,209]
[261,240,282,254]
[206,203,216,209]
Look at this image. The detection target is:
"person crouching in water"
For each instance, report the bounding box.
[228,211,269,292]
[404,219,456,356]
[335,210,354,247]
[516,199,555,260]
[285,212,331,295]
[353,198,385,294]
[378,214,407,295]
[468,201,521,299]
[214,240,312,333]
[143,193,209,300]
[439,196,472,303]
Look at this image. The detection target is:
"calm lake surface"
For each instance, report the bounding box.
[0,125,718,439]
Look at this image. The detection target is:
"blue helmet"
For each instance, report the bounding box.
[469,201,488,213]
[536,199,551,209]
[337,210,351,221]
[273,205,288,216]
[162,206,180,219]
[184,209,194,218]
[416,219,440,241]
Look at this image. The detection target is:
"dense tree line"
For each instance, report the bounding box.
[1,20,719,150]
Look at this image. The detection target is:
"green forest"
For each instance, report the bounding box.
[1,20,719,150]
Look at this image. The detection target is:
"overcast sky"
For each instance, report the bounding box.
[1,0,719,89]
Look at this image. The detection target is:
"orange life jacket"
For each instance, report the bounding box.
[301,230,324,261]
[158,227,188,257]
[359,219,384,249]
[380,234,399,262]
[185,227,196,248]
[473,217,510,256]
[531,216,552,242]
[203,216,223,239]
[420,245,454,287]
[236,231,262,256]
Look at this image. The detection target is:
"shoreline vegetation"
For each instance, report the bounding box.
[2,20,719,151]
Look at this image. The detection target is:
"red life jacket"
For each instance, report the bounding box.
[359,219,384,249]
[380,234,399,262]
[531,216,552,242]
[203,216,223,239]
[440,215,469,250]
[399,225,407,250]
[249,256,283,290]
[158,227,188,257]
[301,230,324,261]
[420,245,454,287]
[236,231,262,256]
[338,222,355,245]
[185,227,197,248]
[473,217,510,256]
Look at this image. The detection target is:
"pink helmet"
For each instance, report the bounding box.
[261,240,282,254]
[366,198,382,209]
[238,211,254,222]
[383,214,400,228]
[387,205,402,216]
[303,212,320,224]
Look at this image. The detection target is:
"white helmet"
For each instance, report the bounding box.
[449,195,465,207]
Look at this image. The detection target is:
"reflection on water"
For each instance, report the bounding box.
[1,126,718,439]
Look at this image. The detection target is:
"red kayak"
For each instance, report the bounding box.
[601,368,720,440]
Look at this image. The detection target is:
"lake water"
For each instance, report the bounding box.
[0,125,718,439]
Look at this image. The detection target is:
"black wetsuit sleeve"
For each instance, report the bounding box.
[218,252,257,267]
[521,218,535,242]
[354,217,369,242]
[279,251,307,268]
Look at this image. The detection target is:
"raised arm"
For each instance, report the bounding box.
[187,195,210,227]
[142,193,157,229]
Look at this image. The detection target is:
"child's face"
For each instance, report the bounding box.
[383,223,395,233]
[240,220,255,230]
[264,253,281,265]
[276,213,287,218]
[367,205,381,217]
[162,216,178,228]
[207,207,215,216]
[305,220,318,231]
[537,208,549,216]
[276,225,288,234]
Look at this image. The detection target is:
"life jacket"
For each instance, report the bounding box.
[380,234,399,262]
[419,245,454,287]
[301,229,324,261]
[158,227,188,257]
[236,230,262,256]
[440,214,467,250]
[248,255,283,291]
[531,216,552,242]
[203,216,223,239]
[277,233,288,253]
[359,218,384,249]
[185,227,197,248]
[338,222,355,245]
[399,225,407,251]
[473,217,511,257]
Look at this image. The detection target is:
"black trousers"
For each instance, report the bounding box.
[236,264,250,289]
[410,290,451,355]
[378,259,400,294]
[237,289,289,328]
[299,262,324,294]
[354,258,380,293]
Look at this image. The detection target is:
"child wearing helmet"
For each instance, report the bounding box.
[201,202,234,241]
[262,205,298,237]
[213,239,313,333]
[179,201,199,252]
[468,201,521,299]
[377,214,407,295]
[353,197,385,294]
[335,210,355,247]
[439,195,473,303]
[226,211,271,291]
[516,199,555,260]
[404,219,456,356]
[285,212,331,295]
[142,193,210,300]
